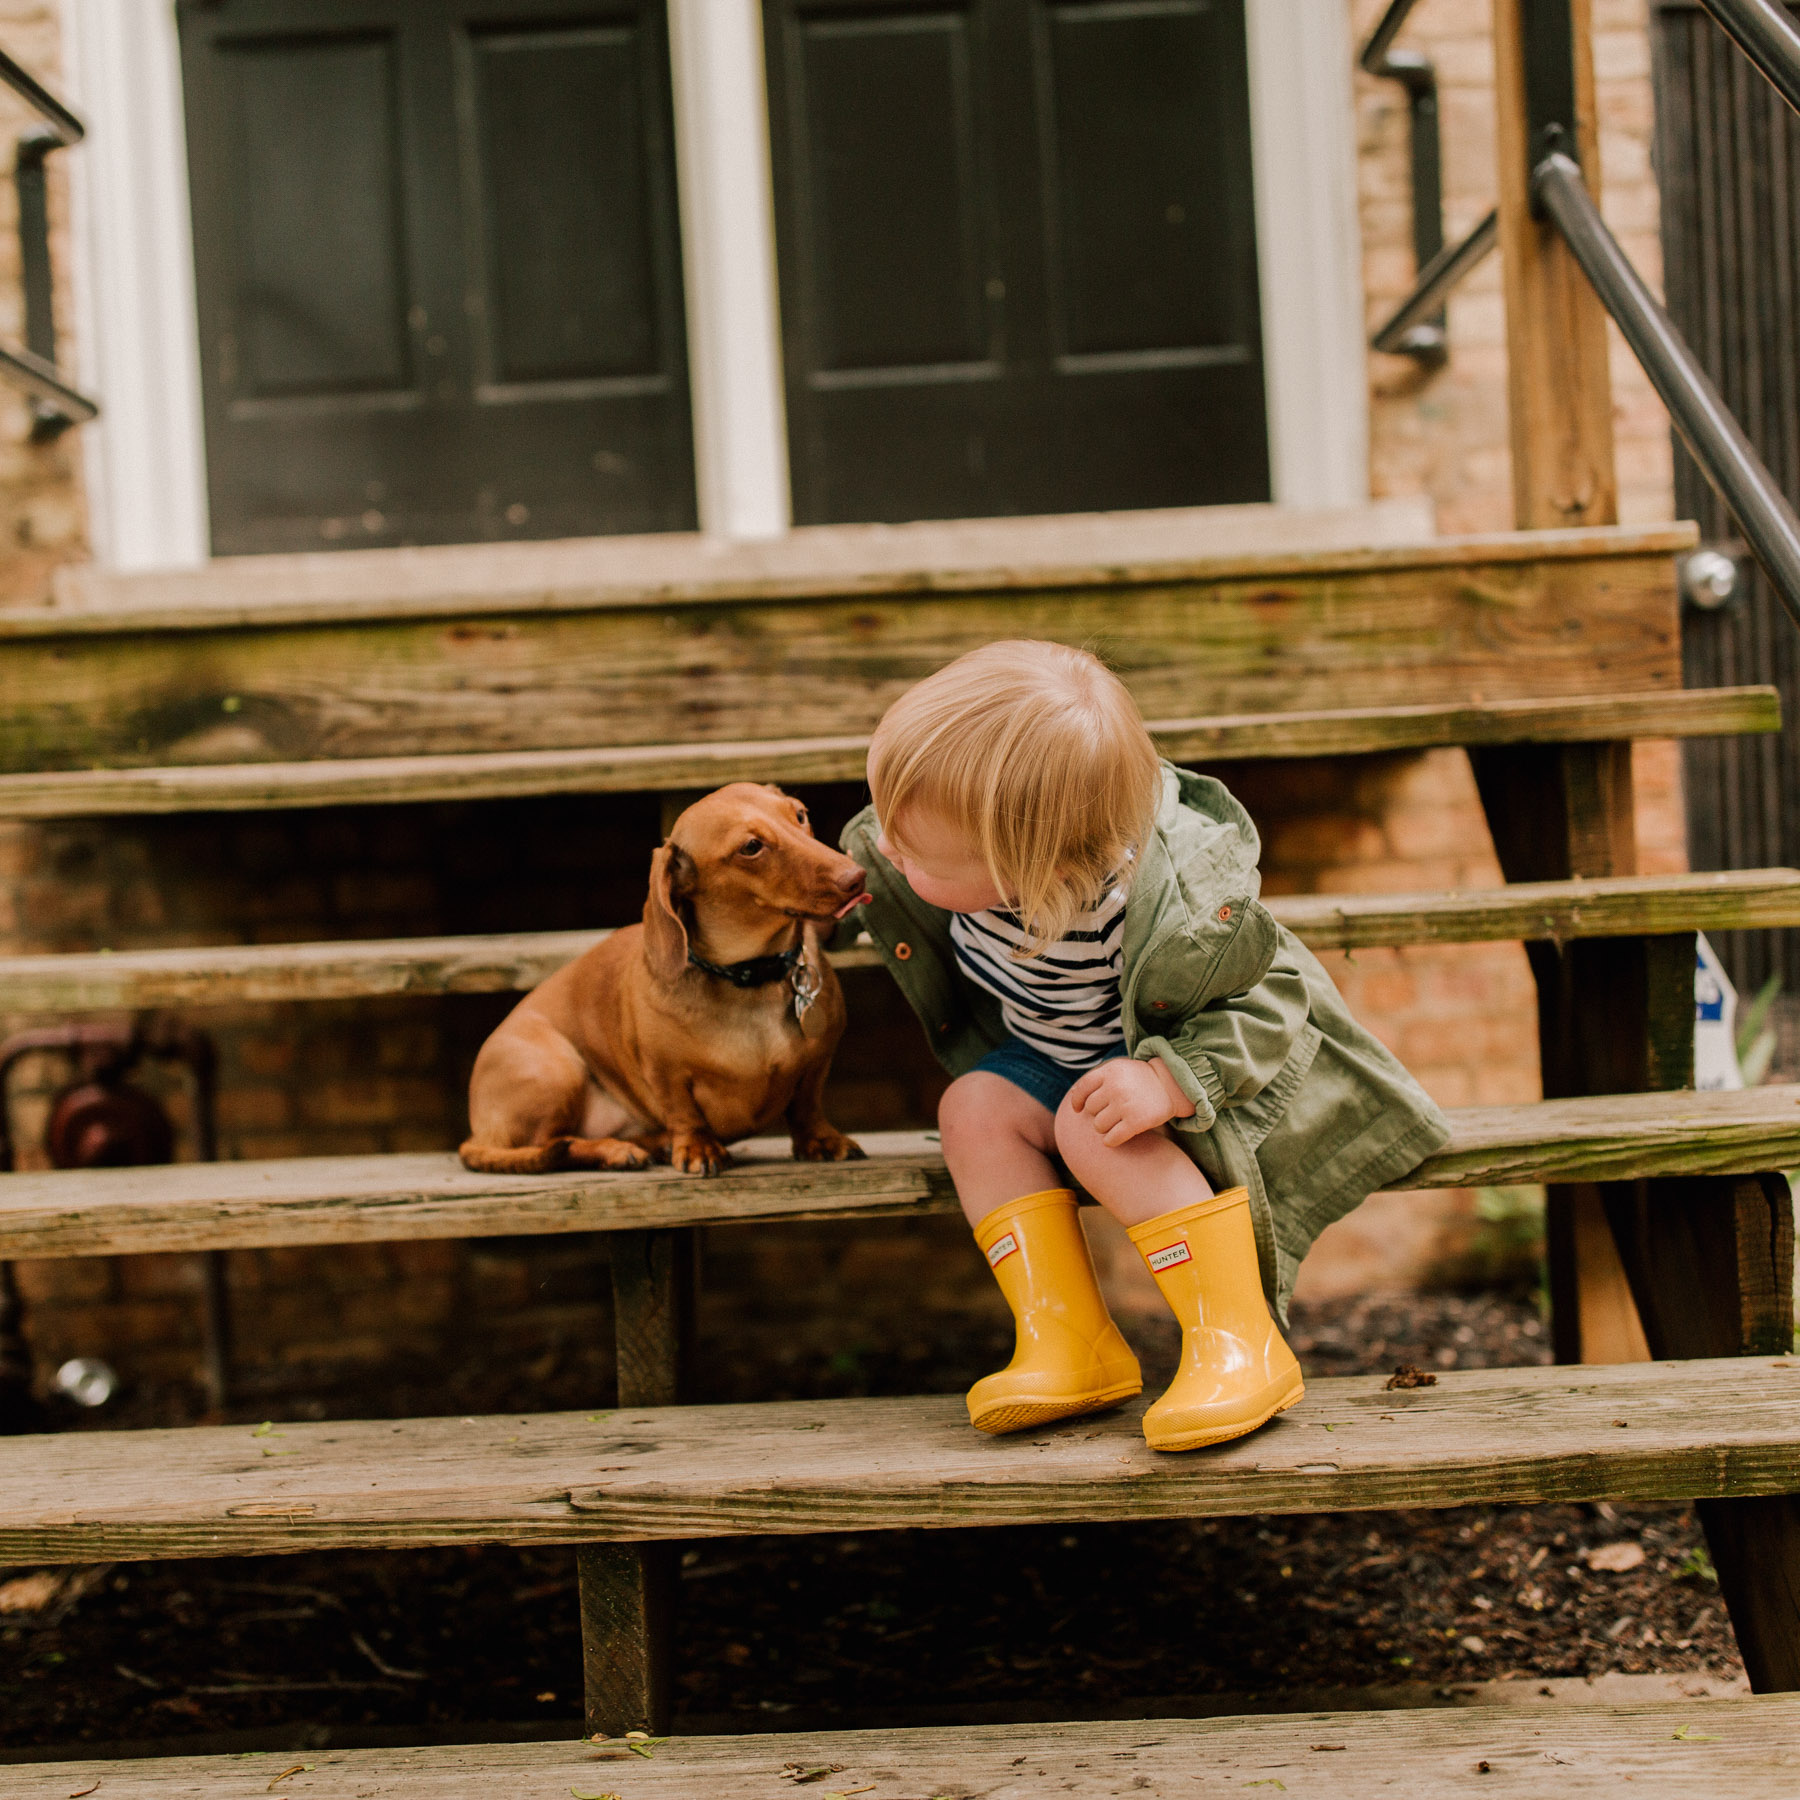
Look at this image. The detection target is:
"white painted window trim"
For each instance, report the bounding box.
[667,0,791,540]
[1244,0,1371,511]
[60,0,1366,570]
[61,0,211,572]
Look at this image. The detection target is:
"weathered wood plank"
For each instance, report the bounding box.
[1605,1173,1800,1691]
[0,1090,1795,1262]
[1493,0,1618,532]
[584,1229,693,1735]
[0,537,1692,774]
[5,868,1794,1012]
[0,687,1770,815]
[0,1357,1795,1562]
[12,1696,1800,1798]
[40,513,1687,631]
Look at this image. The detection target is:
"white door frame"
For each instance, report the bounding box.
[61,0,1367,570]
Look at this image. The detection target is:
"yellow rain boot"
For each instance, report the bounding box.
[967,1188,1143,1435]
[1128,1187,1304,1452]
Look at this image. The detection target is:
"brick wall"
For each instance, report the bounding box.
[0,2,1696,1399]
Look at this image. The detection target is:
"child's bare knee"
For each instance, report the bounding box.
[1052,1089,1107,1177]
[940,1071,1050,1157]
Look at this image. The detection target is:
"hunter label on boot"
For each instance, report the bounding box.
[986,1232,1020,1268]
[1147,1239,1193,1273]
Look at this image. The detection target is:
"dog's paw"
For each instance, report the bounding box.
[792,1129,865,1163]
[565,1136,655,1171]
[670,1133,733,1177]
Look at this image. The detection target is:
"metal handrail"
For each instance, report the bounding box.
[1360,0,1460,363]
[1371,208,1499,357]
[1696,0,1800,118]
[1535,152,1800,621]
[1359,0,1429,75]
[0,44,95,434]
[0,45,81,147]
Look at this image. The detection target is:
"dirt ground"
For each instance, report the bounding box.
[0,1283,1742,1757]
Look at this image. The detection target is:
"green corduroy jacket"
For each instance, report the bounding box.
[839,762,1451,1320]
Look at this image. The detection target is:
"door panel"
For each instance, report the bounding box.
[471,24,660,386]
[225,32,410,397]
[766,0,1269,524]
[795,10,989,375]
[180,0,696,555]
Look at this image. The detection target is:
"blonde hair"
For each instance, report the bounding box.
[869,640,1161,951]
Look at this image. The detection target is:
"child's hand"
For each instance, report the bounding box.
[1067,1057,1194,1147]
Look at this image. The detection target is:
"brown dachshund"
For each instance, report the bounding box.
[460,784,869,1176]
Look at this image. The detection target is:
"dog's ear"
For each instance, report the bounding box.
[643,842,693,985]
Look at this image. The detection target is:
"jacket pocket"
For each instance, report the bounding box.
[1227,1021,1322,1152]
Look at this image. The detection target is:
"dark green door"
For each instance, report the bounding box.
[763,0,1269,525]
[179,0,696,555]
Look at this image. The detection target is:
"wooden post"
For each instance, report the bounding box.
[1492,0,1617,528]
[1471,742,1663,1363]
[577,1226,696,1737]
[1603,1172,1800,1689]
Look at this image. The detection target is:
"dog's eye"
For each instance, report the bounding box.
[740,837,765,857]
[795,807,809,826]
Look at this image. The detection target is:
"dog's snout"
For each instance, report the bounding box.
[832,863,868,896]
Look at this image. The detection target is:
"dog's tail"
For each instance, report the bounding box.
[458,1137,572,1174]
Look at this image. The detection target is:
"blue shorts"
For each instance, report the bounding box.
[973,1038,1115,1115]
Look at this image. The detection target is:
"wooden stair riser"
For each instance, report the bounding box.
[0,1091,1797,1262]
[0,529,1692,776]
[9,1696,1798,1799]
[0,1358,1795,1566]
[1,868,1795,1013]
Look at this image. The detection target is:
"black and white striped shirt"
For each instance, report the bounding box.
[950,887,1127,1067]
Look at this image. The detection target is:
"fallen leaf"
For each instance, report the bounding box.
[250,1421,284,1438]
[536,1691,557,1703]
[1384,1365,1436,1390]
[1587,1541,1647,1573]
[822,1789,874,1799]
[1672,1725,1721,1742]
[1460,1635,1488,1654]
[266,1767,312,1792]
[67,1785,100,1798]
[781,1765,846,1784]
[1310,1743,1347,1751]
[1477,1761,1491,1773]
[570,1791,622,1799]
[1244,1783,1287,1791]
[0,1572,62,1613]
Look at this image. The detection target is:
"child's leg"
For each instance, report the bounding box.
[939,1069,1140,1433]
[1053,1070,1300,1453]
[1051,1089,1212,1227]
[937,1070,1060,1227]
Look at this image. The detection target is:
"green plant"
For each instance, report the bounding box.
[1737,973,1782,1087]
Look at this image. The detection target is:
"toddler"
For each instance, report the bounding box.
[841,641,1449,1452]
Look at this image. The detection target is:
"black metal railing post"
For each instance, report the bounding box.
[0,45,95,431]
[1362,0,1460,363]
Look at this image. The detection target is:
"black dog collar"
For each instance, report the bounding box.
[686,944,804,989]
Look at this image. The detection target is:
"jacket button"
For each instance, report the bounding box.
[1152,1001,1170,1010]
[895,942,913,961]
[1216,905,1232,923]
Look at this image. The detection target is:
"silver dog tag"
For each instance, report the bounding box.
[791,957,821,1025]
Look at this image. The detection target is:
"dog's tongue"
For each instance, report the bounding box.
[833,891,874,921]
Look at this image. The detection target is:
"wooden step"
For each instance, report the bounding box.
[0,688,1772,818]
[0,524,1695,778]
[1,1356,1795,1562]
[0,1088,1794,1262]
[12,1695,1800,1798]
[4,868,1794,1013]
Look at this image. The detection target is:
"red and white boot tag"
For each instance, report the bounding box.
[1146,1238,1193,1274]
[985,1232,1020,1269]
